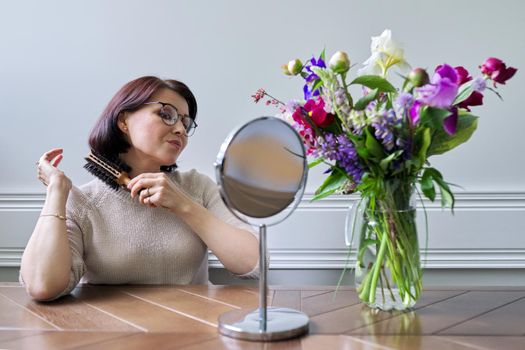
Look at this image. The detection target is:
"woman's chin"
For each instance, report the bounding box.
[159,156,178,167]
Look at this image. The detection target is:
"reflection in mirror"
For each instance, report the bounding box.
[219,118,305,218]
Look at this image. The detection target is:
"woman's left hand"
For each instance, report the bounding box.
[127,173,192,213]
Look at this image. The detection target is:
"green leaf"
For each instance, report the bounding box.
[379,150,403,171]
[453,80,474,105]
[419,106,452,129]
[427,111,479,156]
[356,147,371,159]
[311,78,323,92]
[320,49,326,62]
[364,127,385,159]
[312,169,347,201]
[311,188,338,201]
[414,127,431,170]
[420,169,436,201]
[432,175,455,210]
[349,75,396,93]
[354,88,379,110]
[308,158,325,169]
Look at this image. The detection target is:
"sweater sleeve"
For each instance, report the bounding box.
[199,172,264,279]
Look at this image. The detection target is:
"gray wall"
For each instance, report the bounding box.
[1,0,524,285]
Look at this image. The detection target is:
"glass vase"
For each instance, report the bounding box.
[346,179,422,311]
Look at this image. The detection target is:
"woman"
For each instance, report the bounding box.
[20,76,260,301]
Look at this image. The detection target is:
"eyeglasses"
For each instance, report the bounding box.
[143,101,197,136]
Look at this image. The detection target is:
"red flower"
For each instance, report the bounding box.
[292,107,310,128]
[454,66,471,85]
[303,98,335,128]
[457,91,483,111]
[480,57,517,85]
[453,66,484,111]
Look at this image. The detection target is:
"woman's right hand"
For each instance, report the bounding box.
[36,148,72,192]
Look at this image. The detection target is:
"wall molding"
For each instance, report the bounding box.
[3,248,525,269]
[2,191,525,211]
[209,248,525,269]
[2,191,525,270]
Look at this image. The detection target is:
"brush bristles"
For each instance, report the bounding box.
[84,162,121,190]
[84,151,131,190]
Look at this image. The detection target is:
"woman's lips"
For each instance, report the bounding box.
[167,140,182,149]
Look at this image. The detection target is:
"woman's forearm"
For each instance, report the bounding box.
[177,203,259,275]
[21,180,72,300]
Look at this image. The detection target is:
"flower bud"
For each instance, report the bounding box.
[287,59,303,76]
[408,68,430,87]
[281,64,292,76]
[329,51,350,74]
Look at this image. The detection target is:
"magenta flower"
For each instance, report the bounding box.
[457,91,483,111]
[453,66,484,111]
[303,98,334,127]
[409,100,423,125]
[455,66,471,85]
[480,57,517,85]
[416,64,459,108]
[443,107,458,135]
[292,107,310,128]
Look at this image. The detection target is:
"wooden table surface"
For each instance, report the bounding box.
[0,283,524,349]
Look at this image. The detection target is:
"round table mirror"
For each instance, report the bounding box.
[215,116,309,341]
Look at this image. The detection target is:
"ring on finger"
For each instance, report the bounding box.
[146,188,151,197]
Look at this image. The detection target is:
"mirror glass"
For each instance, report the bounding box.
[216,117,306,221]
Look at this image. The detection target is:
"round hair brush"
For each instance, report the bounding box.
[84,151,132,191]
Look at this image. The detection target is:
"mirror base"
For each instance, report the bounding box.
[218,307,309,342]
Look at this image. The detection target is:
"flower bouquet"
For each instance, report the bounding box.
[253,29,517,310]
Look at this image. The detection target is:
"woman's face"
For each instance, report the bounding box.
[119,88,190,171]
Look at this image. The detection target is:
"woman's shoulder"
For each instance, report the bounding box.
[67,179,108,213]
[170,169,217,196]
[172,168,214,185]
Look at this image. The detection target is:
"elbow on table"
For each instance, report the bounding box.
[24,278,68,301]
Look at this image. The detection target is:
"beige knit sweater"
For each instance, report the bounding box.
[25,169,259,299]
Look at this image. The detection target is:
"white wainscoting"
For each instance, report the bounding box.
[2,192,525,274]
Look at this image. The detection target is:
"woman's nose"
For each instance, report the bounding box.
[171,119,187,135]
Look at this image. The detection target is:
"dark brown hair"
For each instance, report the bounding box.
[88,76,197,171]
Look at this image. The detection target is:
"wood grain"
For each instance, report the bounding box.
[0,292,56,330]
[310,290,465,334]
[74,332,219,350]
[358,291,525,335]
[0,287,139,331]
[0,331,132,350]
[1,284,524,349]
[71,286,215,333]
[437,296,525,335]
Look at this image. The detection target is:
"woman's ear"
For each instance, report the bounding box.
[117,112,129,133]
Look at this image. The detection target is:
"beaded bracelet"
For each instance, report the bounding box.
[39,213,67,221]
